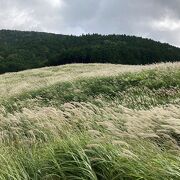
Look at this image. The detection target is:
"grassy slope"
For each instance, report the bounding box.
[0,63,180,179]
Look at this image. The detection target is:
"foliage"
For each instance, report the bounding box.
[0,30,180,73]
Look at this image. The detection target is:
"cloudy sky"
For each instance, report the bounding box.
[0,0,180,46]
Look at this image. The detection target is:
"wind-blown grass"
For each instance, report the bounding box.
[1,66,180,113]
[0,62,179,179]
[0,135,180,180]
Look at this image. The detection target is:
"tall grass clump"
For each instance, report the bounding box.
[0,135,180,179]
[1,66,180,113]
[0,62,179,179]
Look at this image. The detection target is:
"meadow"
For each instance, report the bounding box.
[0,62,179,179]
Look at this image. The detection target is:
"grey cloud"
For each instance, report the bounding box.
[0,0,180,46]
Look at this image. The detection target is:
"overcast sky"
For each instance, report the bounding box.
[0,0,180,47]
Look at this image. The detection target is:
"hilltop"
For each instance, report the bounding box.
[0,30,180,73]
[0,63,179,179]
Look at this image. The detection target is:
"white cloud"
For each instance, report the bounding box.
[152,16,180,31]
[0,0,180,46]
[44,0,64,8]
[0,7,39,30]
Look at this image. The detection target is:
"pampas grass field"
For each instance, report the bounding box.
[0,62,180,179]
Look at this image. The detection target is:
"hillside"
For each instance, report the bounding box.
[0,63,180,179]
[0,30,180,73]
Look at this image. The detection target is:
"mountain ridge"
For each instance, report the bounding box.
[0,29,180,73]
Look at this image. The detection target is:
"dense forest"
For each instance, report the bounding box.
[0,29,180,73]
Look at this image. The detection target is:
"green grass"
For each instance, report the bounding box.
[2,68,180,113]
[0,63,179,179]
[0,135,180,180]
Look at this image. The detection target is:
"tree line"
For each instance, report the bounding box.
[0,30,180,73]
